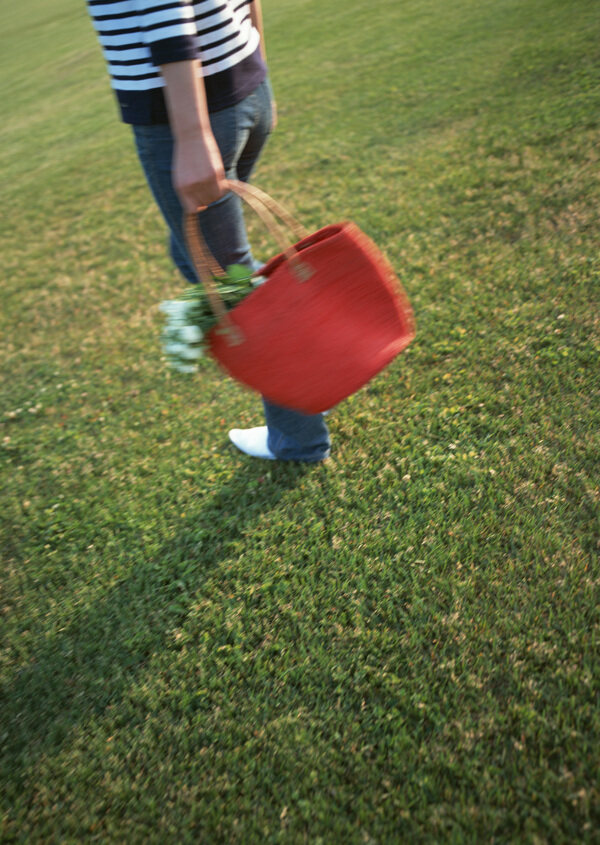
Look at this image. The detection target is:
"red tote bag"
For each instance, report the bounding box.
[185,180,415,415]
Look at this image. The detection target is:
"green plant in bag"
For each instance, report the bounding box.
[159,265,258,373]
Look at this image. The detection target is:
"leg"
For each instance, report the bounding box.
[263,400,330,462]
[229,82,330,461]
[196,78,274,272]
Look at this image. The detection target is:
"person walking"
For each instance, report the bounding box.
[86,0,330,461]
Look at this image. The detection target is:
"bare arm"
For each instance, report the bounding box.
[160,60,226,212]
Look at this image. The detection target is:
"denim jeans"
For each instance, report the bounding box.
[132,79,330,462]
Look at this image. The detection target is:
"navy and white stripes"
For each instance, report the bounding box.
[86,0,266,123]
[87,1,260,90]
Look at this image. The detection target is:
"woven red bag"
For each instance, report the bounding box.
[185,181,415,414]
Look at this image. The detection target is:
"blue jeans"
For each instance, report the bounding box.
[132,80,330,462]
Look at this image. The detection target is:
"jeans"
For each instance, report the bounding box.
[132,79,330,462]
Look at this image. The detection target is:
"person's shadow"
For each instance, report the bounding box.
[1,459,311,793]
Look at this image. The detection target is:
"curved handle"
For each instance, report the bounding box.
[184,181,313,345]
[227,180,308,243]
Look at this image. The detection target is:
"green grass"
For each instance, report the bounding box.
[1,0,599,840]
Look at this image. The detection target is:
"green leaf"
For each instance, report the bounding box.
[224,264,253,285]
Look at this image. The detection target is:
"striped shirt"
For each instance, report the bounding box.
[86,0,266,124]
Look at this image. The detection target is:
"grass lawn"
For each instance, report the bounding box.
[1,0,599,840]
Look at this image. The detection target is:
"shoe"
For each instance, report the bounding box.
[228,426,276,460]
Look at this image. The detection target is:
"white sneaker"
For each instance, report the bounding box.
[228,426,276,460]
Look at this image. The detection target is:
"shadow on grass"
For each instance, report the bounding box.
[1,458,310,792]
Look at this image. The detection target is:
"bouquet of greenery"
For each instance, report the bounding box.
[159,264,260,373]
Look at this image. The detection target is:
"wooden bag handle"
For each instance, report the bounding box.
[226,179,308,244]
[184,180,311,344]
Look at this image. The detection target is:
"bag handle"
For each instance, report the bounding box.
[227,179,309,244]
[184,180,312,345]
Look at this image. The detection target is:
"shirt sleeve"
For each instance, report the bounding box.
[133,0,199,65]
